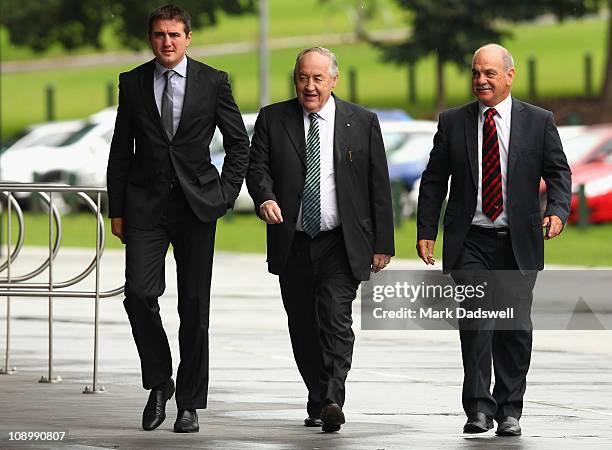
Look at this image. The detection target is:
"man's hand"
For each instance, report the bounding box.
[260,200,283,224]
[372,254,392,273]
[542,215,564,240]
[416,239,436,265]
[111,217,125,244]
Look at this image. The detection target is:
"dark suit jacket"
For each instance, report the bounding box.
[417,98,572,272]
[247,95,395,281]
[107,56,249,228]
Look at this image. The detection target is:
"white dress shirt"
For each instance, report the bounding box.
[472,94,512,228]
[154,56,187,134]
[296,95,339,231]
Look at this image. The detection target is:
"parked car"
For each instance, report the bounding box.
[1,119,85,154]
[562,125,612,167]
[568,154,612,223]
[385,121,438,190]
[0,113,117,187]
[209,113,258,212]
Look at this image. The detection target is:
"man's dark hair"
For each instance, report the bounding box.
[148,4,191,36]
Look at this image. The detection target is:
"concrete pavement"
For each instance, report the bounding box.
[0,248,611,449]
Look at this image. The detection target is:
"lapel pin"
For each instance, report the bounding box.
[346,123,350,127]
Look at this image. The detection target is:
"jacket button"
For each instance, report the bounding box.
[169,145,174,151]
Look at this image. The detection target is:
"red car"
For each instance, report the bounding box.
[568,158,612,224]
[563,125,612,167]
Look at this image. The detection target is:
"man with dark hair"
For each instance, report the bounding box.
[107,4,249,433]
[247,47,395,432]
[417,44,571,436]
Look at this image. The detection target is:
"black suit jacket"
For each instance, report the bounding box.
[247,95,395,281]
[107,56,249,228]
[417,98,572,272]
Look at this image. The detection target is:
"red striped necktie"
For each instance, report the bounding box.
[482,107,503,222]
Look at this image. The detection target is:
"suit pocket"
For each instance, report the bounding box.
[197,167,220,186]
[196,167,226,204]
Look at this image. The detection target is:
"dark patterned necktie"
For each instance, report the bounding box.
[161,70,175,140]
[482,107,503,222]
[302,113,321,238]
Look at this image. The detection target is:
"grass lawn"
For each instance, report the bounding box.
[0,0,407,61]
[5,212,612,267]
[1,17,607,140]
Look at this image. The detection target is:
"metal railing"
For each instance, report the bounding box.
[0,182,124,393]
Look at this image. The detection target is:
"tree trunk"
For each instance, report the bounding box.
[602,0,612,104]
[435,52,446,115]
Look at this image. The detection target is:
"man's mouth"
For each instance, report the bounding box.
[476,86,492,92]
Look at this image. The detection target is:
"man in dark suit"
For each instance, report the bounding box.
[417,44,571,436]
[106,4,249,433]
[247,47,395,432]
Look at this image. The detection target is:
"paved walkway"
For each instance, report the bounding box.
[0,249,611,449]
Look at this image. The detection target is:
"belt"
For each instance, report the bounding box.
[295,226,342,240]
[471,225,510,238]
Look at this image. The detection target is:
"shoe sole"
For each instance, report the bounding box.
[322,423,341,432]
[463,422,493,434]
[173,426,199,433]
[495,429,521,436]
[304,420,322,427]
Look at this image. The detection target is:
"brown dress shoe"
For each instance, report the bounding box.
[321,403,345,432]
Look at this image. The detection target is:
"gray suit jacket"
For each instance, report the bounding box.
[417,98,572,271]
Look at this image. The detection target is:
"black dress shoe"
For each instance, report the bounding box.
[463,412,494,434]
[174,409,199,433]
[304,416,323,427]
[496,416,521,436]
[142,378,175,431]
[321,403,345,432]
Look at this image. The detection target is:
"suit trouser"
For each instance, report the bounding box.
[279,228,360,416]
[451,226,537,420]
[123,184,217,410]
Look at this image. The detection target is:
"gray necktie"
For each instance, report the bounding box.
[302,113,321,238]
[161,70,175,140]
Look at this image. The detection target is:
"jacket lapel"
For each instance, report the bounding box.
[507,97,525,184]
[173,56,198,140]
[139,59,169,143]
[281,98,306,167]
[333,95,352,170]
[464,101,479,189]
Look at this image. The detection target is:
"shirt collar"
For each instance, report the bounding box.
[479,94,512,120]
[303,94,336,122]
[155,56,188,79]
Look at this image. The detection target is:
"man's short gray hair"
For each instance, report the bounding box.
[473,43,515,71]
[294,47,339,78]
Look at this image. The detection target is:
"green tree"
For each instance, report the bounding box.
[379,0,600,113]
[603,0,612,104]
[0,0,255,52]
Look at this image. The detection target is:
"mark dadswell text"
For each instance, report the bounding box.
[373,307,515,320]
